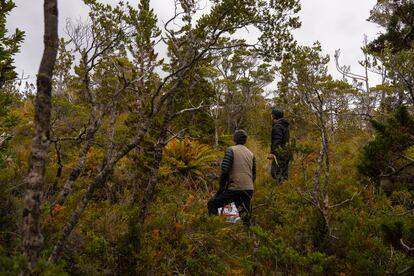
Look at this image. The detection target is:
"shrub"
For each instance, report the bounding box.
[160,138,219,190]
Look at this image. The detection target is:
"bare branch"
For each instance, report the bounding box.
[163,0,184,37]
[171,101,205,119]
[400,238,414,252]
[50,126,87,143]
[164,128,187,144]
[334,49,367,81]
[398,154,414,162]
[381,161,414,177]
[329,190,361,209]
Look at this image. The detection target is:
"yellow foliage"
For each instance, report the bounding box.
[174,223,184,232]
[183,194,195,209]
[49,204,65,222]
[152,229,160,240]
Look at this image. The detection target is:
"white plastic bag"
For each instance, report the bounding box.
[218,202,240,223]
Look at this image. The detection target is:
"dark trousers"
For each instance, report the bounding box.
[208,190,253,225]
[271,157,289,185]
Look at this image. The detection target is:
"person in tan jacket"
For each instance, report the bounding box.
[207,129,256,225]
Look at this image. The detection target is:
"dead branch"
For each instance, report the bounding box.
[381,161,414,177]
[165,128,187,144]
[400,238,414,252]
[170,101,205,119]
[334,49,367,82]
[328,190,361,209]
[50,125,87,142]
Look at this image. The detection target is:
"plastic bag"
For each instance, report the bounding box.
[218,202,240,223]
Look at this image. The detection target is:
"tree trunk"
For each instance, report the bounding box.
[321,124,331,235]
[313,113,332,235]
[22,0,58,269]
[214,116,219,148]
[312,131,324,207]
[131,100,173,252]
[363,51,371,117]
[52,116,100,207]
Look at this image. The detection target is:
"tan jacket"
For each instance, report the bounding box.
[228,145,255,191]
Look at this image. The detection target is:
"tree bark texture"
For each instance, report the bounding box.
[131,101,173,251]
[22,0,58,269]
[321,124,331,235]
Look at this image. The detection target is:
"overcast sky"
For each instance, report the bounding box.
[6,0,381,85]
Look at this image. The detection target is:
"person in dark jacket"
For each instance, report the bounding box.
[268,107,290,184]
[208,129,256,225]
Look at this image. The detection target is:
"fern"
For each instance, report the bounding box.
[161,138,219,189]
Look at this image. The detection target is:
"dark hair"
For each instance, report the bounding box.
[233,129,247,145]
[272,107,284,119]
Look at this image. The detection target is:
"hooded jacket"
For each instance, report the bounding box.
[271,118,290,155]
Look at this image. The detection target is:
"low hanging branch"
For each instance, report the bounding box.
[22,0,59,269]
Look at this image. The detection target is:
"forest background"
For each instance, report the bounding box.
[1,0,414,275]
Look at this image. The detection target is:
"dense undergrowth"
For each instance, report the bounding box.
[1,110,414,275]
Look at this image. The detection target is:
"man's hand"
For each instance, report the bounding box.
[267,154,275,160]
